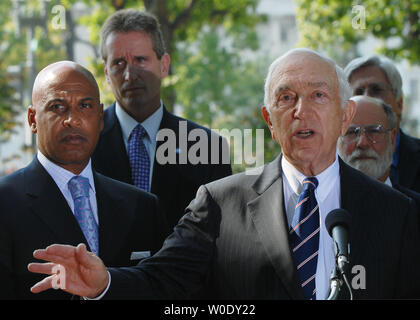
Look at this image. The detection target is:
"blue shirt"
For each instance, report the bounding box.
[37,151,99,224]
[282,155,340,299]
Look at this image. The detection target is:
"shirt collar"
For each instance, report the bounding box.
[37,150,96,194]
[115,101,163,143]
[282,154,340,203]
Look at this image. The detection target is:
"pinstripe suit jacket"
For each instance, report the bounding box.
[106,155,420,299]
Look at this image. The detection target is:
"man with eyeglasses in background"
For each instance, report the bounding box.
[338,96,420,226]
[344,56,420,193]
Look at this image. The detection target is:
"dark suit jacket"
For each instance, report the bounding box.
[106,155,420,300]
[92,103,232,229]
[394,183,420,232]
[395,130,420,193]
[0,157,169,300]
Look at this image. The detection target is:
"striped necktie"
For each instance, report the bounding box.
[68,176,99,255]
[128,124,150,192]
[290,177,320,300]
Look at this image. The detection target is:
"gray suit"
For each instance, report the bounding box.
[106,155,420,299]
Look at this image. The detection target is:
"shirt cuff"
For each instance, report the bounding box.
[83,271,111,300]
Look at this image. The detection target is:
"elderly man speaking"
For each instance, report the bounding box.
[28,49,420,300]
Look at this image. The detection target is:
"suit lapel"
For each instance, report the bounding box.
[94,173,136,263]
[24,158,88,247]
[151,106,182,194]
[338,158,372,299]
[98,104,132,184]
[248,155,304,299]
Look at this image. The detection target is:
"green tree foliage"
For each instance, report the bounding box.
[175,26,278,171]
[72,0,262,111]
[1,0,277,170]
[295,0,420,66]
[0,62,19,138]
[0,0,69,139]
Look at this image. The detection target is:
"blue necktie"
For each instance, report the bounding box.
[290,177,320,300]
[68,176,99,255]
[128,124,150,192]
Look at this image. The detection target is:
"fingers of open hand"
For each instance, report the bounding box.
[27,262,56,275]
[28,265,67,293]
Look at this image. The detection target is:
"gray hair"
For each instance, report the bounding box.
[100,9,166,61]
[264,48,352,111]
[350,96,397,130]
[344,55,403,100]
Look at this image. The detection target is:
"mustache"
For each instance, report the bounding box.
[58,129,88,142]
[347,148,379,163]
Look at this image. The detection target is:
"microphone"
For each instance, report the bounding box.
[325,209,352,300]
[325,209,351,274]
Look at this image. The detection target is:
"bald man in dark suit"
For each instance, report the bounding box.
[0,61,168,300]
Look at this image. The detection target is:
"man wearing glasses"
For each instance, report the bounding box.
[344,56,420,193]
[338,96,420,222]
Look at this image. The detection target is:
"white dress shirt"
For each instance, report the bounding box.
[282,154,341,299]
[115,101,163,190]
[37,151,99,224]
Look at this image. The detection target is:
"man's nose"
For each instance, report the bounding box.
[355,130,371,148]
[294,97,310,119]
[123,63,140,82]
[63,109,82,127]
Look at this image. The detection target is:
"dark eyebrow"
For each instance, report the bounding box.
[44,98,64,105]
[81,97,95,102]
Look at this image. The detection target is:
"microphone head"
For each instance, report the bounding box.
[325,209,351,237]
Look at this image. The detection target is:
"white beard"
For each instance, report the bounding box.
[339,138,393,180]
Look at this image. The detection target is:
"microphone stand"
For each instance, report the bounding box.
[326,266,342,300]
[327,255,353,300]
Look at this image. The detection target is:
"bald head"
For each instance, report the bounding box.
[28,60,104,175]
[350,96,396,130]
[32,61,100,108]
[264,48,351,111]
[338,95,397,182]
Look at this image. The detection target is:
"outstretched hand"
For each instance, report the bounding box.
[28,243,109,299]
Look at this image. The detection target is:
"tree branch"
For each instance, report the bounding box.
[210,9,229,19]
[74,37,100,59]
[171,0,200,30]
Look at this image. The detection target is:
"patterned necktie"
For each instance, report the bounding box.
[128,124,150,192]
[68,176,99,255]
[290,177,320,300]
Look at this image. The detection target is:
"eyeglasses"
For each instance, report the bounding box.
[342,125,392,144]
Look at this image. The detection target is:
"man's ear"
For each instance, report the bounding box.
[99,103,104,132]
[103,60,110,83]
[391,127,397,149]
[261,105,276,140]
[160,53,171,78]
[397,96,403,113]
[27,105,37,134]
[340,100,356,136]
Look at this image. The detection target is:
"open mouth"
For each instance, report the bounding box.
[296,129,315,138]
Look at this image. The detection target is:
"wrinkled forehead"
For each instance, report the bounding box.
[267,52,338,97]
[353,100,388,125]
